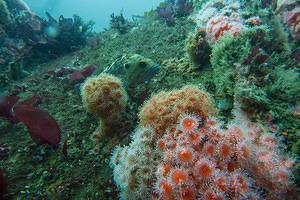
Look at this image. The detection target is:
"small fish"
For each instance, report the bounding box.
[103,54,159,87]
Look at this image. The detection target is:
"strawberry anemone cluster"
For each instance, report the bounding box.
[81,73,127,153]
[155,115,296,200]
[110,85,296,200]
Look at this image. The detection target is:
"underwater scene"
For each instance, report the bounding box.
[0,0,299,199]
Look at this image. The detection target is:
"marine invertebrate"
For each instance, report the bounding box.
[176,146,194,164]
[110,126,158,199]
[139,85,214,136]
[110,85,296,200]
[178,113,200,133]
[81,73,127,153]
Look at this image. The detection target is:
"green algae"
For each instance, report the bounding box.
[0,5,299,200]
[0,0,11,26]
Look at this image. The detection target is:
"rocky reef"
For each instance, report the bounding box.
[0,0,299,199]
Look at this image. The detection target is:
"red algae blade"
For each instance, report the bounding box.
[13,105,61,145]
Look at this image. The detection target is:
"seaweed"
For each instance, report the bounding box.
[56,14,94,51]
[109,12,132,34]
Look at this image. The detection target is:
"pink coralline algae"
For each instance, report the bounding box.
[0,95,60,145]
[206,14,246,44]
